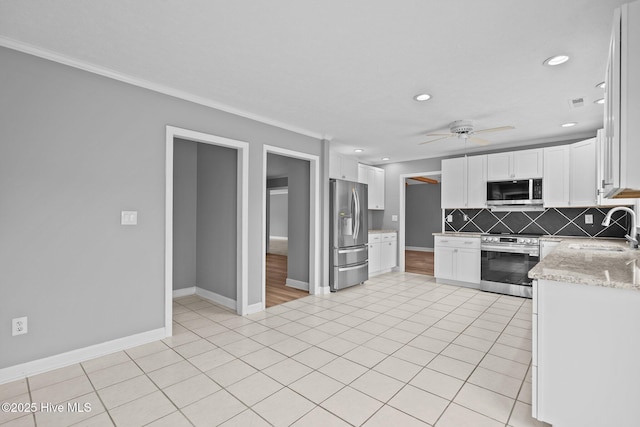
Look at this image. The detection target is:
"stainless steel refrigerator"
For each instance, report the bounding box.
[330,179,368,291]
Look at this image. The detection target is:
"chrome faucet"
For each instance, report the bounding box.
[602,206,639,249]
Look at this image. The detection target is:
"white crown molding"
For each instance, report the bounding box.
[0,36,332,142]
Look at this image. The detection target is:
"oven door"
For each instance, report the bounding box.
[480,246,539,298]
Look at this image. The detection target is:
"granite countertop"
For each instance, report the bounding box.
[368,229,398,234]
[529,239,640,290]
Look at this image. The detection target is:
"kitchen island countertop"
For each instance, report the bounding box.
[529,239,640,291]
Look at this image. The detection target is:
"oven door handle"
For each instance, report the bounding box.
[481,245,539,256]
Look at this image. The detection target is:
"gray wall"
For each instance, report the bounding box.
[173,139,198,290]
[196,143,237,299]
[269,192,288,238]
[405,183,442,249]
[0,46,322,369]
[287,158,310,284]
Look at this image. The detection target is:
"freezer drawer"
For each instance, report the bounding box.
[333,245,368,266]
[330,261,368,292]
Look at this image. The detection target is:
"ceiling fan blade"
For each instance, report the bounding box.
[419,135,451,145]
[472,125,515,134]
[469,136,491,145]
[425,133,453,136]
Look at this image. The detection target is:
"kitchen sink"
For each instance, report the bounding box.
[567,243,625,252]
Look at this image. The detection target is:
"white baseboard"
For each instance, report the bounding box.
[245,302,264,315]
[316,286,331,295]
[173,286,196,298]
[269,235,288,240]
[195,287,237,311]
[405,246,434,252]
[0,328,166,385]
[286,278,309,291]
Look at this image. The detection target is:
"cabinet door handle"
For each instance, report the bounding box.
[440,240,449,243]
[464,241,473,244]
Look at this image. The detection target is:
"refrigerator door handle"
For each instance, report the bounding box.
[353,187,360,240]
[338,262,368,272]
[338,247,367,254]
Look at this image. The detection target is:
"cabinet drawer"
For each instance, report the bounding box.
[369,233,381,242]
[382,233,397,241]
[435,235,480,249]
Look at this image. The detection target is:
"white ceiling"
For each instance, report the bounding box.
[0,1,627,164]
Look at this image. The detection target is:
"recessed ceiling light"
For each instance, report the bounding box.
[413,93,431,101]
[596,81,605,89]
[381,157,390,161]
[354,149,364,153]
[543,55,570,66]
[561,122,577,127]
[595,98,605,104]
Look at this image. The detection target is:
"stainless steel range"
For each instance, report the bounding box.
[480,234,540,298]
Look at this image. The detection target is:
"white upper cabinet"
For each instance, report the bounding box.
[487,148,543,181]
[569,138,597,206]
[602,1,640,199]
[357,163,385,210]
[543,145,570,207]
[330,152,358,182]
[466,155,488,208]
[441,155,487,209]
[596,129,637,205]
[543,139,597,208]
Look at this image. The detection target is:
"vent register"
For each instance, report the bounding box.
[444,207,630,239]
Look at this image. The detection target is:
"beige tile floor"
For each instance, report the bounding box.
[0,272,551,426]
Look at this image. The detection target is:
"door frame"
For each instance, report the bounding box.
[165,126,250,336]
[398,170,442,272]
[262,145,322,309]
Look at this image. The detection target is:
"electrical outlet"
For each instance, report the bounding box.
[121,211,138,225]
[463,214,469,221]
[447,214,453,223]
[12,317,27,336]
[585,214,593,225]
[391,215,398,222]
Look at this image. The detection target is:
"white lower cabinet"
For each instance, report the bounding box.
[533,279,640,426]
[368,232,397,275]
[539,240,559,260]
[434,236,480,284]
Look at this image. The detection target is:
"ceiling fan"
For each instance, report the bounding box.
[419,120,515,146]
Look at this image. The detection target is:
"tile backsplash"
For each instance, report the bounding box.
[444,207,630,238]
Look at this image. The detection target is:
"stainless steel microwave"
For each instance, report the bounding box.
[487,179,543,206]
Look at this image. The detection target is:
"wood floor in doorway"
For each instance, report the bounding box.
[405,250,434,276]
[265,253,308,308]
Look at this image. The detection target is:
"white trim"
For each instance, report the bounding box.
[262,145,321,305]
[270,188,289,196]
[0,37,329,142]
[317,286,331,295]
[405,246,434,252]
[166,126,250,328]
[172,287,196,298]
[286,278,310,291]
[398,171,442,272]
[269,235,288,240]
[0,328,165,385]
[245,302,264,315]
[195,288,237,311]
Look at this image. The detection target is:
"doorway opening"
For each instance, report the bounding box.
[165,126,249,336]
[399,171,442,276]
[262,146,321,309]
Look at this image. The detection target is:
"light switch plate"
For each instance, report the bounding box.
[121,211,138,225]
[585,214,593,224]
[391,215,398,222]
